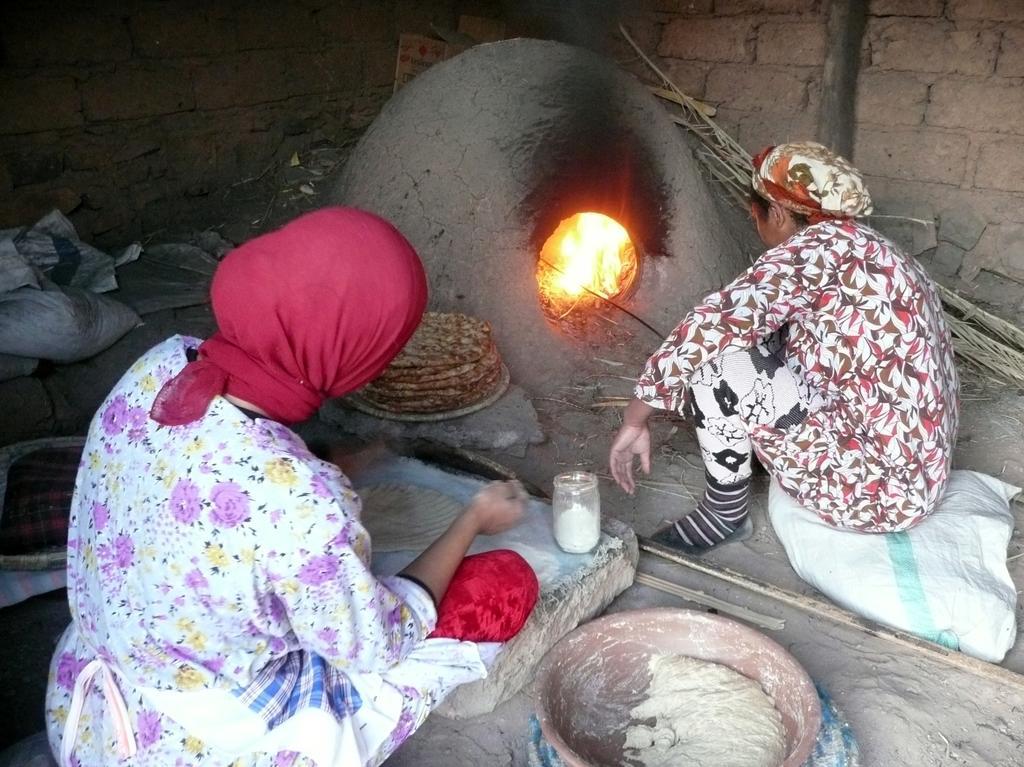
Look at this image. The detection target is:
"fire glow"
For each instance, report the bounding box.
[537,212,638,318]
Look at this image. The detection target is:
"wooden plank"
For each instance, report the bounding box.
[647,86,717,117]
[634,571,786,631]
[639,535,1024,692]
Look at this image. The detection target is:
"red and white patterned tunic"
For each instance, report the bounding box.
[636,221,959,532]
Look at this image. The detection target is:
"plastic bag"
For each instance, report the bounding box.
[0,280,140,363]
[769,471,1019,662]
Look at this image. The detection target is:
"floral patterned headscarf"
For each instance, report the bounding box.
[752,141,873,223]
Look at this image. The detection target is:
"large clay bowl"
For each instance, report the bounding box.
[535,608,820,767]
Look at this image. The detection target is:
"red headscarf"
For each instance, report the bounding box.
[151,207,427,426]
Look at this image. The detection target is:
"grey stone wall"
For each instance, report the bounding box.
[615,0,1024,306]
[0,0,494,249]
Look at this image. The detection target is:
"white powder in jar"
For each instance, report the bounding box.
[554,502,600,553]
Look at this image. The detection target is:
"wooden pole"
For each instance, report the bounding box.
[639,536,1024,692]
[817,0,868,158]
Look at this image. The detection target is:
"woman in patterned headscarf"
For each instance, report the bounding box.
[609,141,959,552]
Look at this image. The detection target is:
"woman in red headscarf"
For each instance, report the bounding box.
[45,208,538,767]
[609,142,959,551]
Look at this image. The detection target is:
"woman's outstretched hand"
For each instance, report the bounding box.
[399,480,528,603]
[466,480,528,535]
[609,423,652,495]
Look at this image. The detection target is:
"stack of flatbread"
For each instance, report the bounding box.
[359,312,506,414]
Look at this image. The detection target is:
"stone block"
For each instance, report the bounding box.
[317,45,366,87]
[974,138,1024,193]
[659,17,754,62]
[933,242,966,276]
[116,148,169,186]
[705,63,809,112]
[193,50,328,110]
[112,140,163,166]
[757,20,826,66]
[315,2,394,41]
[948,0,1024,21]
[63,134,120,173]
[865,200,938,257]
[0,186,82,229]
[960,223,1024,283]
[867,18,1000,75]
[996,27,1024,77]
[82,65,194,121]
[659,59,711,98]
[130,8,237,57]
[939,205,988,249]
[854,71,929,126]
[7,151,63,188]
[0,75,82,134]
[715,0,818,13]
[737,110,818,154]
[364,42,398,87]
[927,78,1024,134]
[236,2,314,50]
[73,205,134,244]
[394,0,456,36]
[0,9,132,65]
[437,518,638,718]
[868,0,945,15]
[854,127,969,185]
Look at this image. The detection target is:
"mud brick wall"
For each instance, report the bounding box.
[617,0,1024,303]
[0,0,493,248]
[2,0,1023,292]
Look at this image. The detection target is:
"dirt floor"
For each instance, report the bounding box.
[2,150,1024,764]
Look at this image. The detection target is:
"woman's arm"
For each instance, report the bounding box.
[635,225,837,414]
[398,480,527,602]
[270,475,527,674]
[609,399,655,494]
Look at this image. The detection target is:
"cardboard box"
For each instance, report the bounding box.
[393,17,506,92]
[394,33,468,92]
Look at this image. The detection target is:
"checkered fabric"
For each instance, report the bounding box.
[233,651,362,730]
[1,443,83,555]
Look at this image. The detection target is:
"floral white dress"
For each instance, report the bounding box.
[45,336,486,767]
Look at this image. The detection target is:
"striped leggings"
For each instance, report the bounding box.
[673,332,810,548]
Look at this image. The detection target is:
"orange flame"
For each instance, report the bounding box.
[537,213,637,312]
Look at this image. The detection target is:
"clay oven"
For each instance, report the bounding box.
[332,39,750,393]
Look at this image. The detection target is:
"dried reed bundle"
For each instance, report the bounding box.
[619,25,752,209]
[619,24,1024,387]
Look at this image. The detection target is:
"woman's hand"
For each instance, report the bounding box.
[399,480,527,603]
[465,480,528,535]
[609,423,651,495]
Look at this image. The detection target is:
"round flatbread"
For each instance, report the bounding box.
[372,342,500,385]
[385,312,493,369]
[361,366,503,412]
[365,352,501,395]
[359,484,463,552]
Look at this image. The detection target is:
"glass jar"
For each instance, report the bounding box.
[552,471,601,554]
